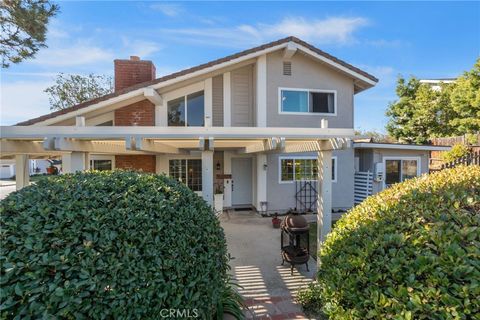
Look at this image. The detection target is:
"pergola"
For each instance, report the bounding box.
[1,118,353,267]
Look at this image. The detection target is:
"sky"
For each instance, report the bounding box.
[1,1,479,130]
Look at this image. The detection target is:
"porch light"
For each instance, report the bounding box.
[263,163,268,170]
[216,161,221,170]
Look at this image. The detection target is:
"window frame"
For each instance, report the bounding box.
[89,155,115,171]
[278,155,337,184]
[278,87,337,116]
[167,90,205,127]
[382,156,421,189]
[168,158,202,191]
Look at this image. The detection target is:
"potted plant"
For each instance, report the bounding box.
[272,212,282,229]
[214,184,224,213]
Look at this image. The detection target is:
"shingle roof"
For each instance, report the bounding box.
[16,36,378,126]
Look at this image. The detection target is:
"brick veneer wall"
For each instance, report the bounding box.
[114,100,155,126]
[113,56,157,172]
[115,155,156,173]
[114,56,156,92]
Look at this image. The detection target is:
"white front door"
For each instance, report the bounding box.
[231,158,252,207]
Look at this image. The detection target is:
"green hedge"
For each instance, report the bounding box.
[1,171,229,319]
[298,166,480,319]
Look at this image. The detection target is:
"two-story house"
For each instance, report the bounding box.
[1,36,448,239]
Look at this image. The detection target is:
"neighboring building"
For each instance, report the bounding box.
[0,36,448,222]
[353,142,449,202]
[419,78,456,91]
[0,159,50,179]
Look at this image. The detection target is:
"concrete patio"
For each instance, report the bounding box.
[220,211,317,319]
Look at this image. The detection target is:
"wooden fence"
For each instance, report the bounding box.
[440,151,480,169]
[432,134,480,146]
[354,171,373,205]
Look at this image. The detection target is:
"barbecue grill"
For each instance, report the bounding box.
[280,214,310,275]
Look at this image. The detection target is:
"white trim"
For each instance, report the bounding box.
[256,55,267,127]
[223,72,231,127]
[1,126,355,140]
[278,155,337,184]
[278,87,337,116]
[204,78,213,127]
[382,156,421,190]
[297,44,377,86]
[27,41,377,127]
[354,142,450,151]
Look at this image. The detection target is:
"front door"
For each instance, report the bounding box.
[231,158,252,207]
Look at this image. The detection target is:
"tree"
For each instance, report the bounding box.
[449,59,480,134]
[0,0,59,68]
[44,73,113,111]
[386,58,480,144]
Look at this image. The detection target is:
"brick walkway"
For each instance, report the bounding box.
[220,211,316,319]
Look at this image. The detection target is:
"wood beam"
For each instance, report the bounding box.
[239,137,284,154]
[143,87,163,105]
[283,41,297,59]
[134,137,183,154]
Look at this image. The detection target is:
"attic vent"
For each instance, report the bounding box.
[283,61,292,76]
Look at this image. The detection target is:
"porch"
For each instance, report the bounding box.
[1,121,353,271]
[221,210,315,319]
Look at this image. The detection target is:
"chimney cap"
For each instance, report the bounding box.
[130,56,140,61]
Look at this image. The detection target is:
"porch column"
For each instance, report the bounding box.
[15,154,29,190]
[202,150,214,206]
[256,153,267,212]
[317,140,333,268]
[62,152,86,173]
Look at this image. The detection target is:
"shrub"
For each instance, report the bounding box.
[298,166,480,319]
[441,144,471,163]
[1,171,229,319]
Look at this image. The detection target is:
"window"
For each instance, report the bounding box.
[280,157,337,183]
[169,159,202,191]
[167,91,204,127]
[385,158,419,187]
[280,89,335,114]
[90,159,112,171]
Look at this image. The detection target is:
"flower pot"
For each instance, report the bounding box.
[214,194,223,212]
[272,217,282,229]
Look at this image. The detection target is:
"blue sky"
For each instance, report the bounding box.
[1,1,479,129]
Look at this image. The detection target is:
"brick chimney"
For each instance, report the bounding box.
[114,56,156,92]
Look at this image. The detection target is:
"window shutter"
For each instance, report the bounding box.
[283,61,292,76]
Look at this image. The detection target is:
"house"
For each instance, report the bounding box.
[0,159,51,179]
[353,142,449,203]
[0,36,449,241]
[419,78,456,91]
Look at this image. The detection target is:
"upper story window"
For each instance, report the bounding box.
[279,88,336,115]
[167,91,204,126]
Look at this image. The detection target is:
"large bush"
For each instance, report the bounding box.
[1,171,229,319]
[298,166,480,319]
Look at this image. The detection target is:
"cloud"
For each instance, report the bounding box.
[31,41,113,67]
[0,80,53,125]
[150,3,183,17]
[159,16,369,48]
[121,38,161,58]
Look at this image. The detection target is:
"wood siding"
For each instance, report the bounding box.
[212,75,224,126]
[231,65,254,127]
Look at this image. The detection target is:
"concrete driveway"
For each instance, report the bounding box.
[220,211,316,319]
[0,180,16,200]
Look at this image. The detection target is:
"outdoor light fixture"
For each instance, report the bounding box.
[263,163,268,170]
[216,161,221,170]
